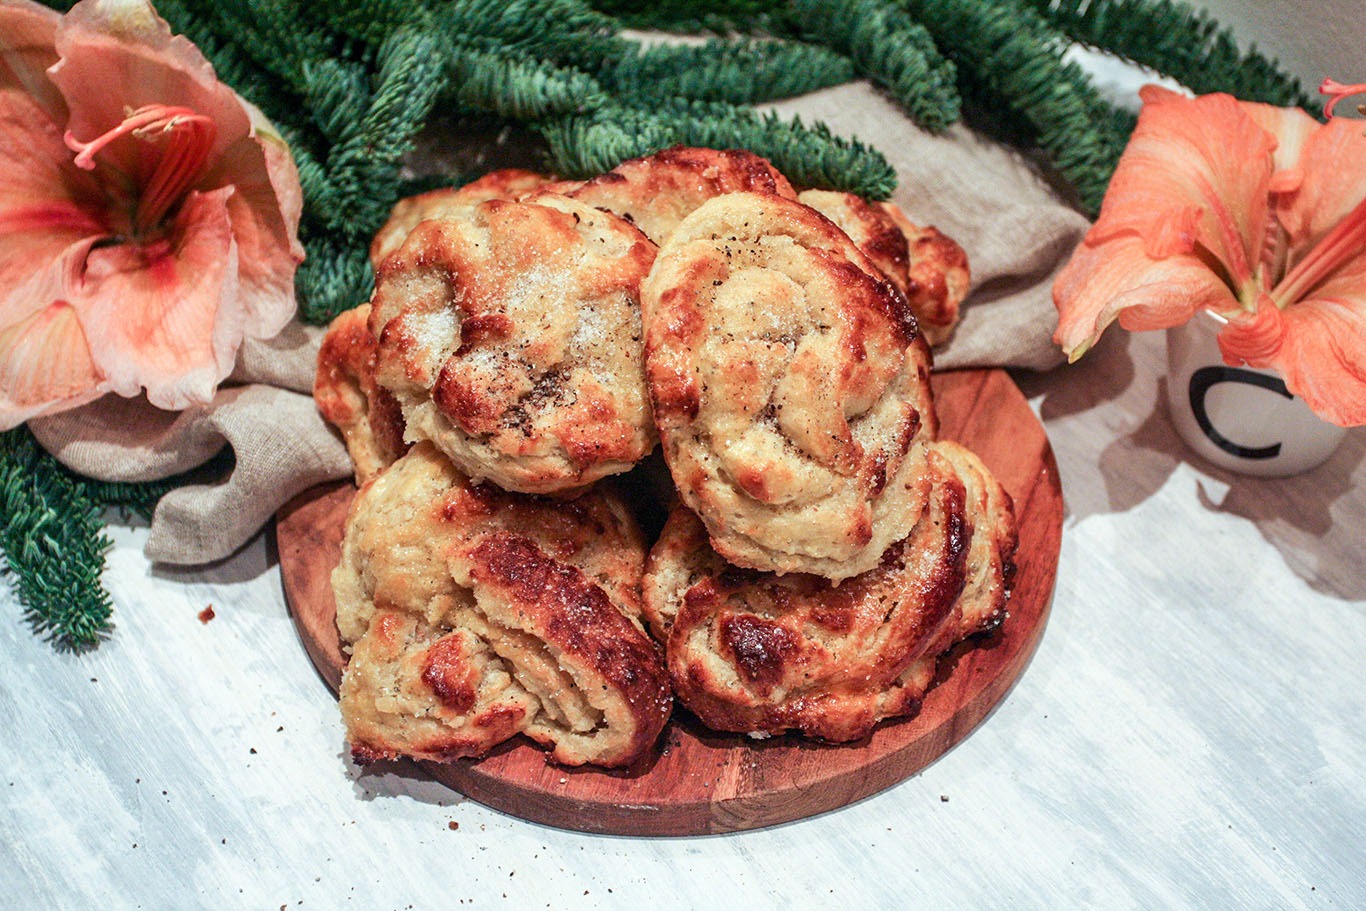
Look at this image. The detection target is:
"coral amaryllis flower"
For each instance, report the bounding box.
[1053,85,1366,426]
[0,0,303,430]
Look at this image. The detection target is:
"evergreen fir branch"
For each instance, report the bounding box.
[439,0,627,72]
[588,0,780,33]
[602,38,855,106]
[300,29,446,240]
[299,59,373,146]
[307,0,426,48]
[789,0,961,132]
[1022,0,1312,109]
[295,229,375,326]
[447,48,609,121]
[900,0,1131,214]
[174,0,338,93]
[154,0,296,111]
[540,100,897,199]
[1,428,114,650]
[81,478,176,521]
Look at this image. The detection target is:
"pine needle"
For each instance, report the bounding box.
[790,0,961,132]
[901,0,1132,214]
[449,49,609,120]
[1022,0,1312,109]
[603,38,856,106]
[1,429,115,650]
[540,100,897,199]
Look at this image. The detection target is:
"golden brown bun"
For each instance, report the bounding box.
[569,145,797,245]
[880,201,970,348]
[797,190,970,348]
[926,440,1016,639]
[648,444,1015,742]
[341,608,540,764]
[369,194,658,495]
[641,191,937,580]
[333,443,670,767]
[313,303,408,484]
[451,532,673,767]
[369,169,558,269]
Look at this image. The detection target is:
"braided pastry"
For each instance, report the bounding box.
[570,145,797,245]
[334,443,670,767]
[368,193,658,494]
[646,443,1015,742]
[642,191,937,579]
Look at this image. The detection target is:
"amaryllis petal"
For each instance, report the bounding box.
[1267,295,1366,426]
[1241,101,1318,182]
[74,186,239,410]
[0,0,64,119]
[202,103,304,339]
[0,300,108,430]
[0,92,107,333]
[50,0,251,183]
[1053,233,1237,360]
[0,85,105,221]
[1090,86,1275,298]
[1270,116,1366,250]
[1217,294,1286,364]
[0,0,303,428]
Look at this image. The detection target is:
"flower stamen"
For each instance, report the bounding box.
[64,103,217,236]
[1270,194,1366,308]
[1320,79,1366,118]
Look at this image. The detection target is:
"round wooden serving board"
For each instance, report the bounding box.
[277,368,1063,836]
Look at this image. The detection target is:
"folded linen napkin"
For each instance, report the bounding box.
[27,79,1087,565]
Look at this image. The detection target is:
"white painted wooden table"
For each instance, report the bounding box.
[4,326,1363,910]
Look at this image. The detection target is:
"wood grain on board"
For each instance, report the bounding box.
[276,368,1063,836]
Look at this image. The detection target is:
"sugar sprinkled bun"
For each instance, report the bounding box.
[368,169,560,270]
[641,191,937,579]
[798,190,969,347]
[368,193,658,495]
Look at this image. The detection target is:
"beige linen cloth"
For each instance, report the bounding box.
[28,80,1088,566]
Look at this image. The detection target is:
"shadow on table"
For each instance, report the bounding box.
[1016,329,1364,600]
[1114,378,1366,601]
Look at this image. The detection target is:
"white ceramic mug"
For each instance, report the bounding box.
[1164,310,1346,477]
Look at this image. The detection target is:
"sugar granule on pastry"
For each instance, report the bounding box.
[369,168,561,270]
[798,189,969,348]
[368,193,658,495]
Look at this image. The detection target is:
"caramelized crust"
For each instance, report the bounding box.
[797,189,913,304]
[798,190,969,348]
[925,440,1017,641]
[369,194,658,494]
[646,443,1017,742]
[659,453,969,742]
[641,191,938,579]
[453,533,672,768]
[334,444,667,767]
[569,146,797,245]
[369,169,558,269]
[341,609,537,763]
[880,201,970,348]
[314,303,408,483]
